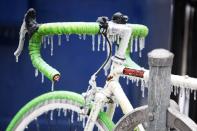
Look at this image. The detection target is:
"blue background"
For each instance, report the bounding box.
[0,0,172,130]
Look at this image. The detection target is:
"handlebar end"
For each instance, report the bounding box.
[53,74,60,82]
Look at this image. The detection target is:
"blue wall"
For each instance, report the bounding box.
[0,0,172,130]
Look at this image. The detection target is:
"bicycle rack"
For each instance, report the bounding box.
[114,49,197,131]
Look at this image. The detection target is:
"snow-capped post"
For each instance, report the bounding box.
[147,49,174,131]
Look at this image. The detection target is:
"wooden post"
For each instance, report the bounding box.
[147,49,174,131]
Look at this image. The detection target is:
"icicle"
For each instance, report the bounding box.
[139,37,145,57]
[175,87,178,96]
[43,36,46,49]
[126,77,129,85]
[180,87,183,97]
[71,111,74,123]
[44,41,46,49]
[51,81,54,91]
[131,77,135,83]
[139,51,142,57]
[15,56,19,62]
[41,73,44,83]
[79,114,83,121]
[83,34,86,40]
[131,77,134,83]
[102,35,106,51]
[78,34,82,39]
[186,88,190,99]
[92,35,95,51]
[77,114,80,121]
[35,69,38,77]
[139,37,145,50]
[50,110,53,120]
[136,78,139,86]
[170,86,173,93]
[47,36,50,45]
[82,117,86,128]
[64,109,67,117]
[140,79,145,97]
[58,108,61,117]
[50,36,54,56]
[66,34,70,42]
[194,91,196,100]
[58,35,61,46]
[129,37,133,53]
[141,84,145,98]
[134,37,138,52]
[173,87,177,96]
[42,36,44,44]
[176,87,179,95]
[97,34,101,51]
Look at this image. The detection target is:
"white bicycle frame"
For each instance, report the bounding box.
[84,22,145,131]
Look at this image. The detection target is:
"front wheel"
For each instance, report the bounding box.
[6,91,115,131]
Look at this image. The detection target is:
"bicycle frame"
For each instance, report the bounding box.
[14,8,149,131]
[10,8,197,131]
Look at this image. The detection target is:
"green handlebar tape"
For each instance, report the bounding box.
[29,22,148,81]
[127,24,149,38]
[29,22,100,81]
[37,22,100,35]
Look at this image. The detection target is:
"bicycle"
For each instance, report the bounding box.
[6,8,149,131]
[6,8,197,131]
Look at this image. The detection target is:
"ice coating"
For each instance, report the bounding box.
[97,34,101,51]
[134,37,138,52]
[78,34,82,39]
[66,34,70,41]
[71,111,74,123]
[58,35,61,46]
[122,70,197,100]
[50,36,54,56]
[92,35,95,51]
[51,81,54,91]
[35,69,38,77]
[47,35,50,45]
[148,49,174,59]
[102,35,106,51]
[58,108,61,117]
[83,34,86,40]
[50,110,53,120]
[41,73,44,83]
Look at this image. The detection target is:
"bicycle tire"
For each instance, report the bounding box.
[6,91,115,131]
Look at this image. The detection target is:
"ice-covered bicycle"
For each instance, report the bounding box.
[6,9,197,131]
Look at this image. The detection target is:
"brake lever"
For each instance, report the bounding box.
[14,19,27,62]
[14,8,39,62]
